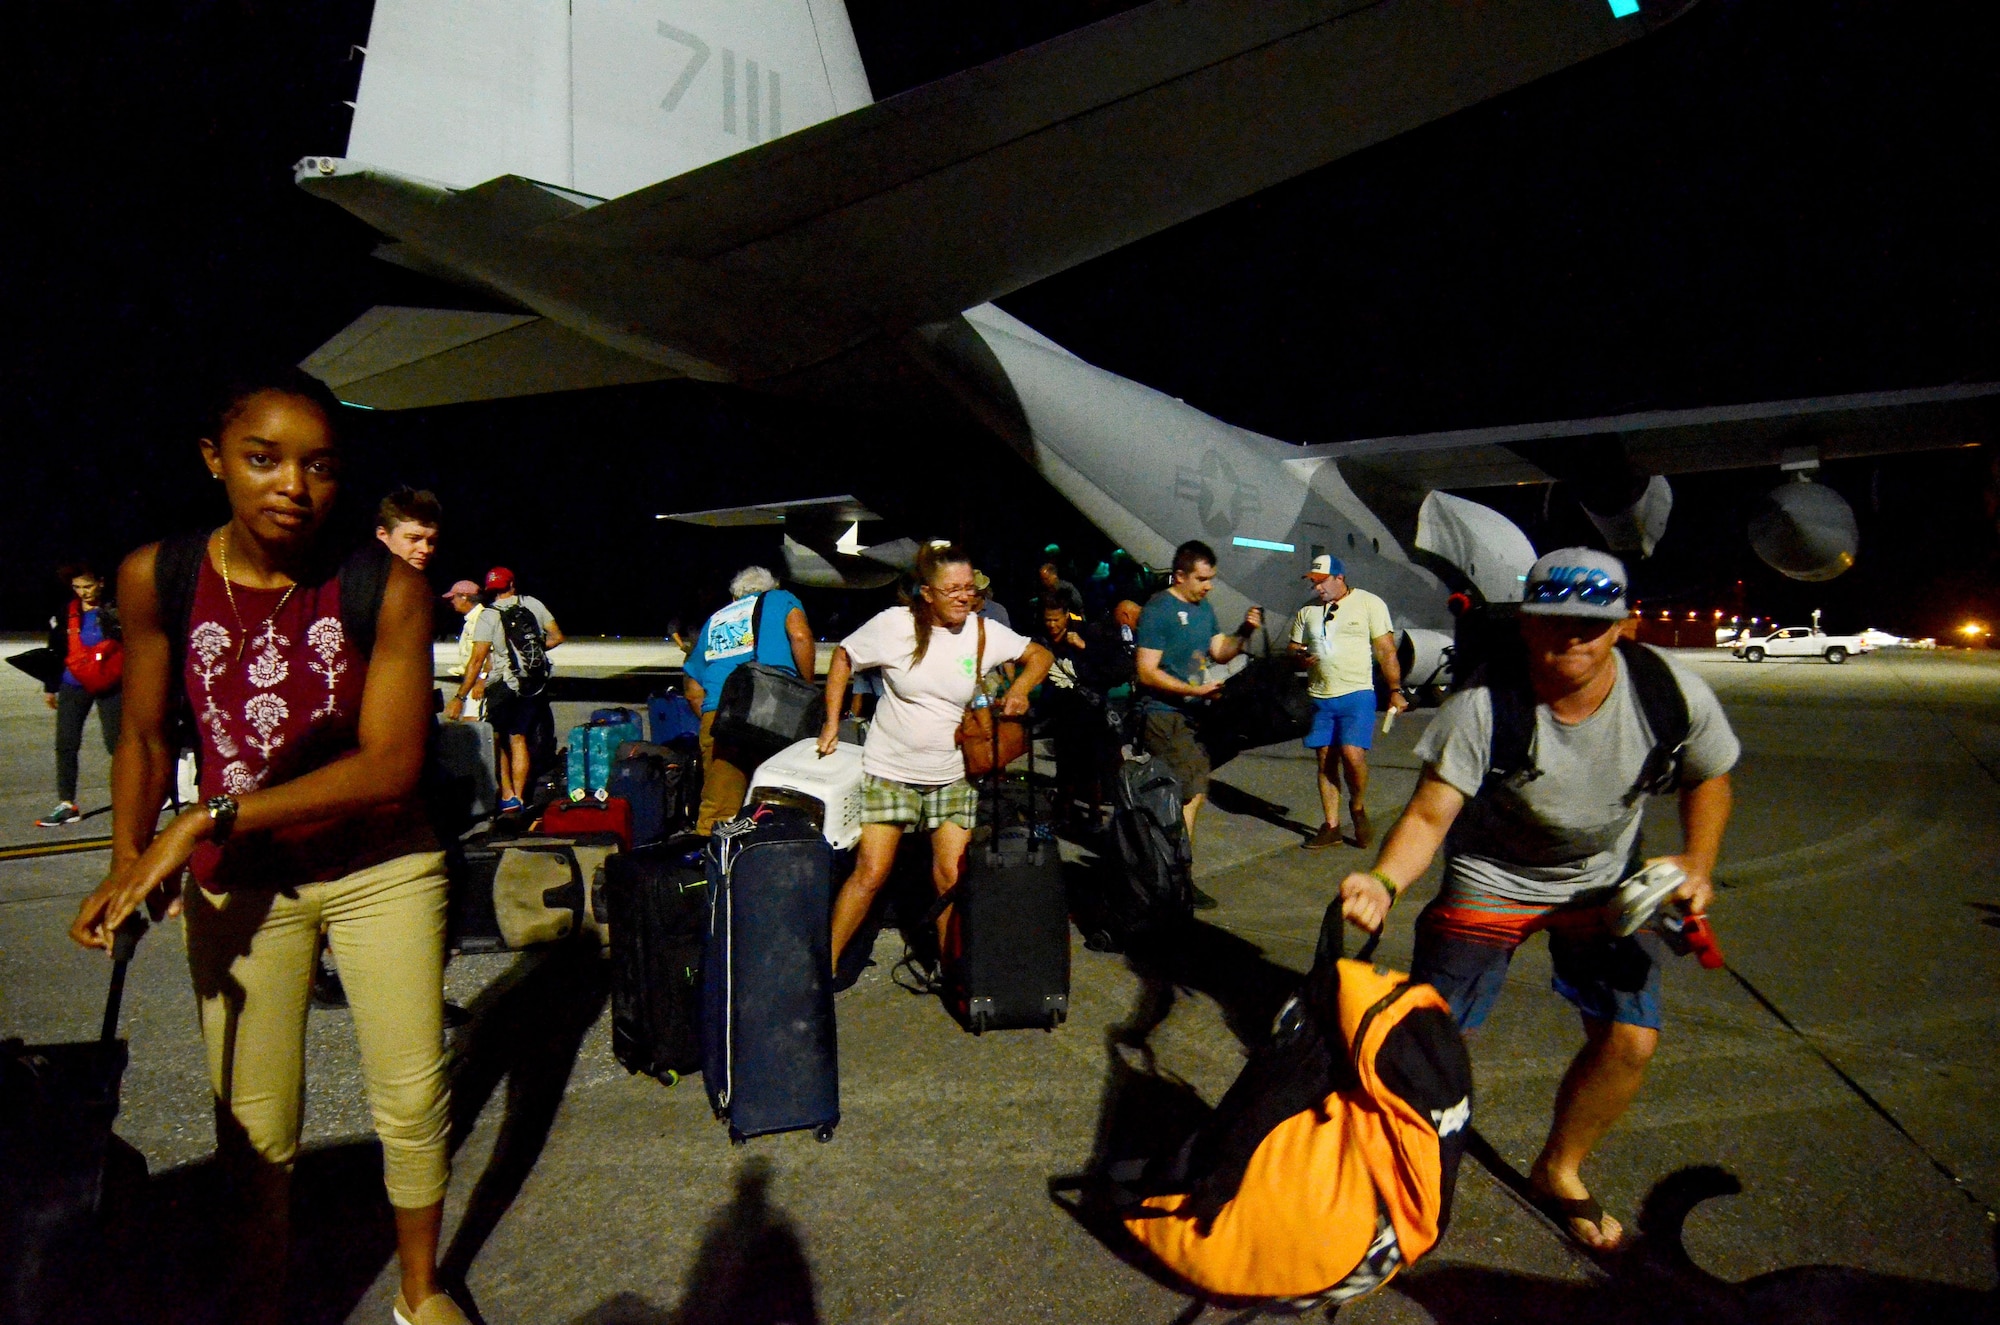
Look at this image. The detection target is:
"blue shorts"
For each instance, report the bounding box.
[1304,690,1376,751]
[1409,888,1664,1031]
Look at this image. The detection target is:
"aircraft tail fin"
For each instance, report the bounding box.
[347,0,872,198]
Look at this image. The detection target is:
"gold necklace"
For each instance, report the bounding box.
[218,526,296,660]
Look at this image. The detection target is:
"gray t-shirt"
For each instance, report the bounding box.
[471,594,554,691]
[1413,649,1739,904]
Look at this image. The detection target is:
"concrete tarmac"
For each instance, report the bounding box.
[2,640,1995,1322]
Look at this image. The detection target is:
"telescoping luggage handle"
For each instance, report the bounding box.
[101,913,148,1043]
[708,815,762,1113]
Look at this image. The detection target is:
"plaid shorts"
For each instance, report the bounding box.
[861,774,979,831]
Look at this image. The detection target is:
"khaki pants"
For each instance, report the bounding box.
[184,850,452,1210]
[695,708,750,835]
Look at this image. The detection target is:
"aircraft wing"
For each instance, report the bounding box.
[1313,381,2000,493]
[303,304,679,409]
[658,495,880,529]
[306,0,1694,385]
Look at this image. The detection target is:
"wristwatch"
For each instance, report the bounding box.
[204,794,240,845]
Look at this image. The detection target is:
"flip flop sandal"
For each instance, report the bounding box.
[1526,1186,1623,1252]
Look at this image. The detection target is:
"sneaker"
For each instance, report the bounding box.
[35,802,81,828]
[1190,884,1220,911]
[1302,823,1342,851]
[1610,860,1688,937]
[310,958,348,1009]
[1346,807,1374,850]
[393,1289,471,1325]
[496,796,524,814]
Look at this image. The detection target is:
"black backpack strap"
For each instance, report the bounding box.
[337,540,394,663]
[154,531,210,724]
[1481,672,1540,794]
[1617,639,1691,803]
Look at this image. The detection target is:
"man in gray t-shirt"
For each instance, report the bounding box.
[1334,548,1738,1253]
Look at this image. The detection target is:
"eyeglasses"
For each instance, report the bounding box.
[928,584,978,600]
[1525,571,1625,607]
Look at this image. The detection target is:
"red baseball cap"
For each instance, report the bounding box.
[483,567,515,593]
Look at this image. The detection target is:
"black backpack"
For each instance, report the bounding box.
[1104,757,1195,939]
[496,600,552,698]
[154,531,393,761]
[1483,637,1691,807]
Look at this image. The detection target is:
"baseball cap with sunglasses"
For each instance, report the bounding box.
[1517,547,1630,621]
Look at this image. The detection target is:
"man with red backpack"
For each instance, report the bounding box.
[36,564,124,827]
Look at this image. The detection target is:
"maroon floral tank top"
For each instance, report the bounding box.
[185,553,434,890]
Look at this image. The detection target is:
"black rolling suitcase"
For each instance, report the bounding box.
[937,746,1070,1034]
[604,837,709,1086]
[701,806,839,1143]
[1,917,144,1325]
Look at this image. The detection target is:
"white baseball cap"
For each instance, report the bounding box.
[1518,547,1631,621]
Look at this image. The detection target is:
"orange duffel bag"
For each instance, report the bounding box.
[1118,907,1473,1310]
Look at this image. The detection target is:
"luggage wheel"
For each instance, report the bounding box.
[729,1128,747,1147]
[813,1124,836,1143]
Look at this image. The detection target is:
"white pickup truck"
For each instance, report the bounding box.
[1731,625,1873,664]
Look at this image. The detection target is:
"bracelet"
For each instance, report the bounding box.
[1368,869,1402,901]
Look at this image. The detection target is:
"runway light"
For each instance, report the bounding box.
[1231,537,1295,552]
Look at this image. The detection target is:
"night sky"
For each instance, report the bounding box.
[5,0,1996,640]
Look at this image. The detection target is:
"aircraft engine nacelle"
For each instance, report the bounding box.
[1397,627,1456,698]
[1748,479,1858,582]
[1580,474,1673,559]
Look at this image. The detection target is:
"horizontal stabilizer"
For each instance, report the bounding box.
[657,495,879,529]
[302,305,680,409]
[856,537,919,572]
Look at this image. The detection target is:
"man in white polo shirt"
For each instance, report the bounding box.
[1289,554,1405,850]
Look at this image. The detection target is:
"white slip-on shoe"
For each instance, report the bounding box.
[393,1289,472,1325]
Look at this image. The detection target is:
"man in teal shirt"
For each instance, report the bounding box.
[1134,540,1263,905]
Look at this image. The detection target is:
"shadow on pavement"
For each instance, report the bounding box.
[1116,916,1304,1054]
[73,942,611,1324]
[1204,778,1316,840]
[440,944,611,1320]
[565,1157,820,1325]
[1397,1166,1999,1325]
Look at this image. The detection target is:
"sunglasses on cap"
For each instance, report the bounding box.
[1524,570,1625,606]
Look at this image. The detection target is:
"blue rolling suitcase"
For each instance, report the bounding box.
[701,806,839,1144]
[608,741,692,848]
[567,711,644,801]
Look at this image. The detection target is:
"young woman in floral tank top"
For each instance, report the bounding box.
[69,369,469,1325]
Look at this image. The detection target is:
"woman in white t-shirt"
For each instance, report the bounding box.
[817,542,1053,969]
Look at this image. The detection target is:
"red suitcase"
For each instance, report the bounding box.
[539,797,633,851]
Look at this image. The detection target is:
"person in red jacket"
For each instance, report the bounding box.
[35,563,123,827]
